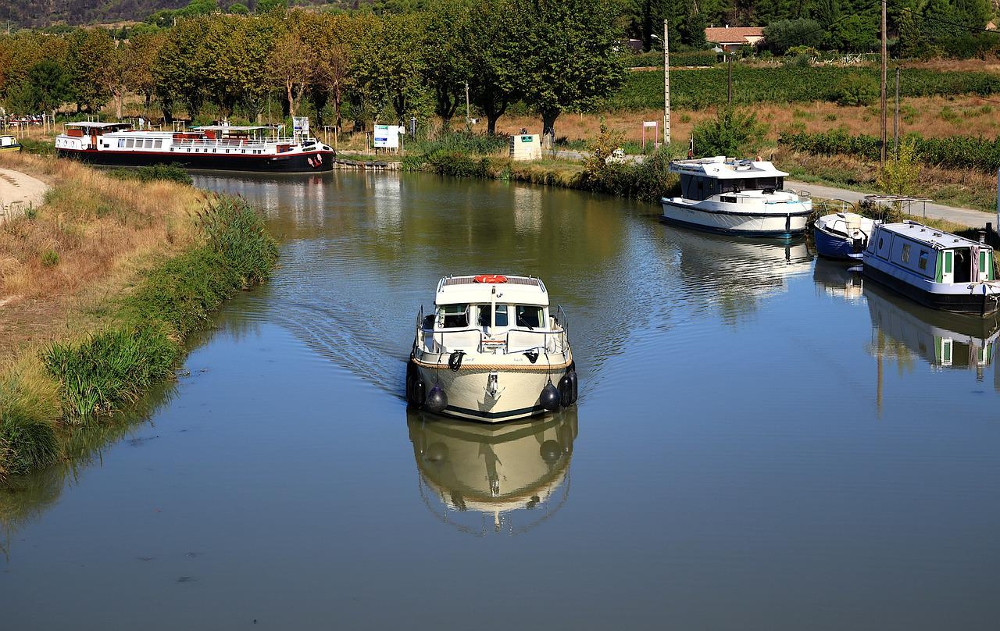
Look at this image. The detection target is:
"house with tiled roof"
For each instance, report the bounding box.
[704,26,765,52]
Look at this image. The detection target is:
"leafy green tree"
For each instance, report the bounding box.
[829,12,877,52]
[420,0,474,129]
[691,106,767,158]
[517,0,629,142]
[25,59,72,113]
[67,28,116,113]
[204,15,275,119]
[350,12,430,124]
[126,31,166,115]
[229,3,250,14]
[464,0,529,134]
[257,0,287,13]
[764,18,825,54]
[154,18,212,121]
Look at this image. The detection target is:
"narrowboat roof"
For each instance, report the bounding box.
[876,221,991,251]
[435,275,549,306]
[668,156,788,179]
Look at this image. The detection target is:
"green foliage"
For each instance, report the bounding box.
[834,73,879,106]
[575,144,676,203]
[692,107,768,158]
[43,326,179,421]
[878,137,922,197]
[409,129,509,155]
[41,250,59,267]
[779,129,1000,173]
[0,374,59,478]
[764,19,825,55]
[425,150,494,178]
[107,164,193,185]
[605,66,1000,112]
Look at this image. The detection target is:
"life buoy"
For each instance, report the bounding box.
[474,274,508,284]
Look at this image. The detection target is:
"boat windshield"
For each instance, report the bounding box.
[437,304,469,328]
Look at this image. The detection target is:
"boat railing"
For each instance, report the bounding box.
[170,137,293,151]
[418,323,569,356]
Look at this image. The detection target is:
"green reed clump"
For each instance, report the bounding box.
[42,326,179,421]
[107,164,193,185]
[199,196,278,288]
[411,129,510,156]
[0,374,60,479]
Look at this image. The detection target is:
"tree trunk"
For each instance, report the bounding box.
[541,108,560,148]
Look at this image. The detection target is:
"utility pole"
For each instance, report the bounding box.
[880,0,887,166]
[663,19,671,146]
[464,81,470,124]
[727,55,733,105]
[893,67,900,159]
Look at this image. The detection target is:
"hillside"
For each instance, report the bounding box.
[0,0,342,28]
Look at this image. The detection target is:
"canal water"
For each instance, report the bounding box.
[3,171,1000,630]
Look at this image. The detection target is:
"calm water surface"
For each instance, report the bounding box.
[3,171,1000,630]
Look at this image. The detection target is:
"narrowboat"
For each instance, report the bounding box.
[862,221,1000,316]
[661,156,812,238]
[813,212,877,260]
[406,274,577,422]
[54,121,334,172]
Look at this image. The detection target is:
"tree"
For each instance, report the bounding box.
[349,12,429,124]
[204,15,275,119]
[420,0,474,129]
[25,59,71,113]
[764,18,825,54]
[829,12,878,52]
[126,31,166,116]
[67,28,116,113]
[691,106,767,157]
[464,0,530,134]
[517,0,629,142]
[268,16,316,119]
[154,17,212,121]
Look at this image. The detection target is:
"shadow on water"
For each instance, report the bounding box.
[407,407,577,537]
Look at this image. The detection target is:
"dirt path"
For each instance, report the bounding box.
[787,180,996,229]
[0,166,49,222]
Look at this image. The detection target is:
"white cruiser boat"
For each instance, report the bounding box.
[661,156,812,237]
[55,121,334,172]
[863,221,1000,316]
[406,274,577,422]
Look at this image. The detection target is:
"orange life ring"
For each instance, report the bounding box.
[474,274,508,284]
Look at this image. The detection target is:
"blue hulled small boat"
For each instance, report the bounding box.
[814,212,877,260]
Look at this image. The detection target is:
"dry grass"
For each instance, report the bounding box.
[0,153,204,358]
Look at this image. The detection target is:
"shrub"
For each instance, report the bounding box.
[691,107,768,158]
[834,73,879,106]
[107,164,193,185]
[41,250,59,267]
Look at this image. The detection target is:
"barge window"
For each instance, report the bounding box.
[118,139,126,148]
[154,139,162,149]
[901,244,911,263]
[944,251,953,274]
[126,138,134,148]
[438,304,468,328]
[918,250,929,271]
[516,306,542,329]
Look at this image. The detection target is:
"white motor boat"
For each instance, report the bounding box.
[661,156,812,237]
[406,274,577,422]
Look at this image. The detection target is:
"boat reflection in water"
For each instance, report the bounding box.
[813,258,864,303]
[867,281,1000,381]
[407,409,577,536]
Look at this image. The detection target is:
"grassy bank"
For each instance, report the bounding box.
[0,156,277,483]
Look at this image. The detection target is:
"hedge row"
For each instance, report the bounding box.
[779,129,1000,173]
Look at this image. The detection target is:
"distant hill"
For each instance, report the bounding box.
[0,1,346,29]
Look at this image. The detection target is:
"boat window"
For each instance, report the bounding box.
[944,251,953,274]
[901,244,911,263]
[918,250,929,270]
[126,138,134,148]
[495,305,509,327]
[438,304,468,328]
[516,306,542,328]
[118,139,126,148]
[154,139,162,149]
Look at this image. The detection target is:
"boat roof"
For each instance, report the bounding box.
[65,122,132,130]
[876,221,991,251]
[669,156,788,179]
[435,275,549,306]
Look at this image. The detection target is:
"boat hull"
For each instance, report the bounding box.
[660,200,809,238]
[56,147,334,173]
[814,225,865,260]
[408,357,575,423]
[863,261,1000,316]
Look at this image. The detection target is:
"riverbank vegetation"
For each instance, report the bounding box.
[0,155,277,483]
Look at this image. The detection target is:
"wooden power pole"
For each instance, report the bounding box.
[880,0,888,166]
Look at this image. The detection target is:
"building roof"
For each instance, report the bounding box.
[705,26,765,45]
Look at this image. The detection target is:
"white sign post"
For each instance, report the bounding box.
[373,124,403,151]
[642,120,658,150]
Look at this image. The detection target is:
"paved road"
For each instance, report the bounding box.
[787,180,995,229]
[0,166,48,223]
